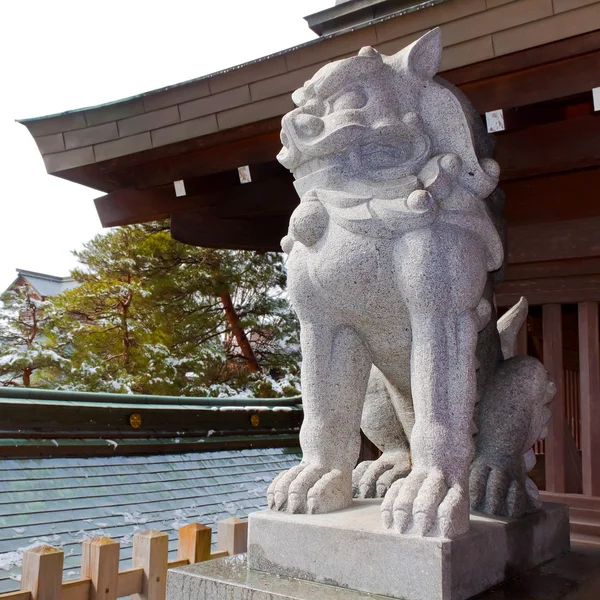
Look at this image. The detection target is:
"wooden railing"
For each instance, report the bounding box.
[0,517,247,600]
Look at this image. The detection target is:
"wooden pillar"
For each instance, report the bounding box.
[543,304,567,493]
[82,537,120,600]
[20,545,63,600]
[132,530,168,600]
[579,302,600,496]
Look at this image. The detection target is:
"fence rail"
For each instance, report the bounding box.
[0,517,247,600]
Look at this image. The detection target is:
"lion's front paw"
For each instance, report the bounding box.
[267,464,352,514]
[353,451,411,498]
[381,469,469,538]
[470,459,531,518]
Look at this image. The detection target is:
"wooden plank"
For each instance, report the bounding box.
[503,168,600,226]
[209,550,229,560]
[167,559,189,569]
[177,523,211,564]
[0,592,31,600]
[458,50,600,113]
[507,217,600,264]
[496,115,600,181]
[131,530,168,600]
[60,579,90,600]
[116,568,143,597]
[495,275,600,307]
[578,302,600,497]
[543,304,567,493]
[504,257,600,282]
[444,30,600,86]
[216,518,248,556]
[20,545,63,600]
[81,537,120,600]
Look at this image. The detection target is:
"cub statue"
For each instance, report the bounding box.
[268,28,555,539]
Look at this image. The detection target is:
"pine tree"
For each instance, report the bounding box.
[50,223,300,397]
[0,286,68,387]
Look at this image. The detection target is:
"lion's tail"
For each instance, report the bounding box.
[497,296,528,360]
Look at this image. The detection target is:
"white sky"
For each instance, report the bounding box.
[0,0,331,289]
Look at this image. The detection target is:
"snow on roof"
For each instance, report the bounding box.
[11,269,78,298]
[0,447,300,592]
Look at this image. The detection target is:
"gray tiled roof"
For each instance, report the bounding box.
[0,447,300,593]
[14,269,78,298]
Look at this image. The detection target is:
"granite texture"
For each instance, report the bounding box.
[247,500,570,600]
[269,27,555,538]
[166,547,600,600]
[167,554,394,600]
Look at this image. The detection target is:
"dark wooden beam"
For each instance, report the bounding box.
[507,217,600,264]
[495,275,600,307]
[496,114,600,181]
[170,212,289,251]
[503,168,600,226]
[95,165,296,227]
[504,257,600,282]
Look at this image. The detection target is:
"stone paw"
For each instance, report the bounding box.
[353,451,411,498]
[469,460,531,518]
[381,469,469,538]
[267,464,352,514]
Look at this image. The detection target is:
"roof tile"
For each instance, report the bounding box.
[179,86,251,122]
[94,132,152,163]
[117,106,180,138]
[0,447,300,593]
[64,121,119,150]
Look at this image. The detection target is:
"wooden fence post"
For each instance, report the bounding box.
[217,517,248,555]
[81,537,120,600]
[20,545,63,600]
[177,523,211,564]
[132,530,168,600]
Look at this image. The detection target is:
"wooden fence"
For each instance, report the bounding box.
[0,517,248,600]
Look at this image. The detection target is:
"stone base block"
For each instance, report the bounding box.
[166,548,600,600]
[247,500,569,600]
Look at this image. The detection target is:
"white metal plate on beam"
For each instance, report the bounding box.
[174,180,186,197]
[593,87,600,112]
[485,109,505,133]
[238,166,252,184]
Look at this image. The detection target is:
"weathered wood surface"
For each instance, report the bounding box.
[81,537,120,600]
[579,302,600,497]
[20,545,63,600]
[543,304,567,494]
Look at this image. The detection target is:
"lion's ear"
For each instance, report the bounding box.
[404,28,442,78]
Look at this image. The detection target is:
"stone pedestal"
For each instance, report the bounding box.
[247,500,569,600]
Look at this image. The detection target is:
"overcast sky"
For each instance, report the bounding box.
[0,0,330,289]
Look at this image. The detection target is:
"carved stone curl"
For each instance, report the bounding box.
[268,28,554,539]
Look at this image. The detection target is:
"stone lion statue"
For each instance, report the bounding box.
[268,28,555,538]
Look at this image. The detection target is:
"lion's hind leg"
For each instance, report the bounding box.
[353,366,412,498]
[470,355,554,518]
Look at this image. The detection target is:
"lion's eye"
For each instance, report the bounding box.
[332,90,367,111]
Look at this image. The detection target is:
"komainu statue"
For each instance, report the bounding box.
[268,28,555,539]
